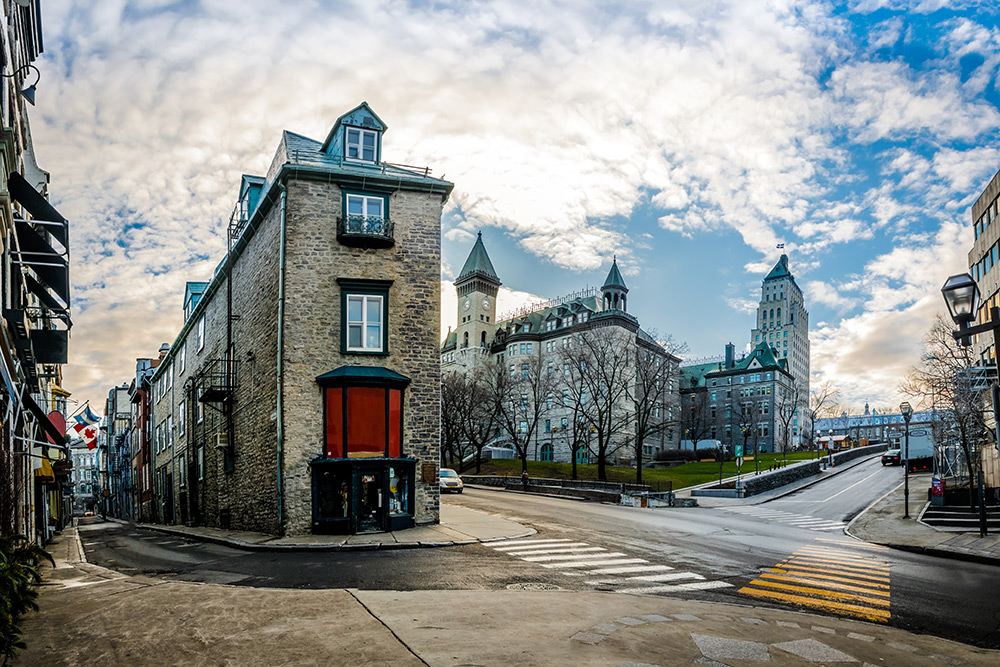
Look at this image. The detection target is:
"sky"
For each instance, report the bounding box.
[28,0,1000,416]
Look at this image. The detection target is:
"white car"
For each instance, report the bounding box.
[440,468,464,493]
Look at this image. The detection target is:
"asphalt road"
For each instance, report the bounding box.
[79,456,1000,649]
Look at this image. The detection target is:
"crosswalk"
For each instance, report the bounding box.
[488,537,733,595]
[721,505,847,532]
[739,538,891,623]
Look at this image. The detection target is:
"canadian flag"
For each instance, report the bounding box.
[80,425,99,450]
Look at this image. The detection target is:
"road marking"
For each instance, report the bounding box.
[521,551,620,562]
[815,537,887,551]
[739,540,891,623]
[490,538,575,547]
[818,468,886,503]
[541,558,645,568]
[515,547,609,557]
[587,572,705,586]
[496,544,594,554]
[586,565,674,575]
[494,542,589,552]
[720,506,847,532]
[617,580,733,594]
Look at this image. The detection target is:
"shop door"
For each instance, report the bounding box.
[355,469,385,533]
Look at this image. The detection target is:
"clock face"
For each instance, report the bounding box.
[481,298,490,310]
[463,298,471,311]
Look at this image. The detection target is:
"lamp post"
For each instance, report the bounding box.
[941,273,992,537]
[899,402,912,519]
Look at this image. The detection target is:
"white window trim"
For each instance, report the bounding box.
[345,193,384,222]
[346,294,384,353]
[345,127,378,163]
[197,316,206,351]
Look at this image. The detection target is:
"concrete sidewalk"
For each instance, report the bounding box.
[128,502,535,551]
[848,481,1000,565]
[19,525,1000,665]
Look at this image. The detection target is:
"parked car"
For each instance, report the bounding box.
[881,449,901,466]
[440,468,464,493]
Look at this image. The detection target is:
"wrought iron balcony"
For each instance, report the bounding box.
[337,214,395,248]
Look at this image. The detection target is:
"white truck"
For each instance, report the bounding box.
[902,428,934,473]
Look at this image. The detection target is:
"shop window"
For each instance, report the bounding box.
[318,365,409,458]
[388,465,410,516]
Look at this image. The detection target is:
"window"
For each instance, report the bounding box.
[339,279,392,354]
[540,444,553,462]
[178,401,186,436]
[345,127,378,162]
[526,343,532,354]
[521,363,529,379]
[197,316,205,351]
[179,345,186,374]
[197,447,204,481]
[178,454,186,488]
[345,193,385,232]
[545,419,551,432]
[561,417,568,429]
[197,401,204,424]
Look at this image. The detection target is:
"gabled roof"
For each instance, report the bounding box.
[457,232,500,284]
[732,341,786,372]
[320,101,388,153]
[602,258,628,292]
[679,362,722,390]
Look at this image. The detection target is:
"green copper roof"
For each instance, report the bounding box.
[733,341,787,372]
[457,232,500,284]
[764,254,793,282]
[316,365,411,388]
[602,258,628,291]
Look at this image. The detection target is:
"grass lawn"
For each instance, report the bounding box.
[458,451,819,490]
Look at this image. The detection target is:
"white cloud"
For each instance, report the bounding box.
[805,280,858,313]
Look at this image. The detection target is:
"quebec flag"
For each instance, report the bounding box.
[69,405,100,435]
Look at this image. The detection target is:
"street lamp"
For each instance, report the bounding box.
[941,273,992,537]
[899,402,912,519]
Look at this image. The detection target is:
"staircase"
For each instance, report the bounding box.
[920,504,1000,531]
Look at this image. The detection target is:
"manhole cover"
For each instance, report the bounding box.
[506,582,562,591]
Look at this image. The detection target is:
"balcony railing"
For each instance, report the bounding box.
[336,215,395,248]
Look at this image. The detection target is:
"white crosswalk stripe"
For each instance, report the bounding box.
[721,506,847,532]
[487,537,732,595]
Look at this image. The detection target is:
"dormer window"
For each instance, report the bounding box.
[346,128,378,163]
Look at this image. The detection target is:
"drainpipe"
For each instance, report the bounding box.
[275,185,287,532]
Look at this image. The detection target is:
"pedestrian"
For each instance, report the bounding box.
[521,470,529,492]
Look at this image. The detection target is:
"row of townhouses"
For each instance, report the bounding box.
[0,1,76,545]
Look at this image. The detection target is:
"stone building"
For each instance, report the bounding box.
[0,1,74,543]
[750,254,810,430]
[149,103,452,535]
[442,236,680,464]
[679,342,795,455]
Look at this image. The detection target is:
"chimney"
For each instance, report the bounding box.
[724,342,735,369]
[158,343,169,360]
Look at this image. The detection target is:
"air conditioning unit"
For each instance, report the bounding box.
[215,432,229,449]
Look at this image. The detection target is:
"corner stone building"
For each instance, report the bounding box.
[150,103,453,535]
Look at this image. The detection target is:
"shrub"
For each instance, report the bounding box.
[0,534,53,665]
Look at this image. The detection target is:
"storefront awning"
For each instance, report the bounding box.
[34,456,55,483]
[8,172,68,246]
[316,365,411,388]
[14,218,69,304]
[22,391,67,446]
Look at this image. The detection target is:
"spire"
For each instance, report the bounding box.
[602,257,628,292]
[457,231,500,284]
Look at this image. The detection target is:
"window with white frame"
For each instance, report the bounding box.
[345,193,384,226]
[179,345,185,374]
[178,401,186,435]
[197,315,205,351]
[345,127,378,162]
[346,294,384,352]
[178,454,186,487]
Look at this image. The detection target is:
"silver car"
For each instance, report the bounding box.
[440,468,464,493]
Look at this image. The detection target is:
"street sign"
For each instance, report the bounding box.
[735,444,744,458]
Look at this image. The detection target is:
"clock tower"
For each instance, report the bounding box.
[454,232,501,365]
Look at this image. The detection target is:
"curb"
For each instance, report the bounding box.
[127,520,535,553]
[845,483,1000,566]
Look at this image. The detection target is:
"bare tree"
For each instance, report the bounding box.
[736,399,763,474]
[441,371,471,468]
[496,351,555,475]
[628,335,684,483]
[775,384,802,460]
[679,380,714,454]
[807,381,841,450]
[901,314,989,510]
[559,325,634,480]
[462,360,503,474]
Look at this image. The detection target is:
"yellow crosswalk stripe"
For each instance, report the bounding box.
[766,566,890,589]
[815,537,887,550]
[758,572,890,597]
[738,586,891,622]
[740,540,891,623]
